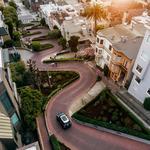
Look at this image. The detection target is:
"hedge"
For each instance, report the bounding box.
[73,113,150,140]
[43,58,84,63]
[50,134,61,150]
[23,31,41,37]
[40,43,53,50]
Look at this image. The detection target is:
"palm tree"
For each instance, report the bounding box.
[83,3,107,35]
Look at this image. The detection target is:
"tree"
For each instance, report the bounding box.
[83,3,106,35]
[27,59,41,90]
[48,29,62,39]
[10,61,26,87]
[103,64,110,77]
[3,39,14,48]
[20,87,44,130]
[143,97,150,111]
[58,37,67,49]
[9,0,17,9]
[13,31,21,41]
[40,18,46,26]
[3,6,18,36]
[68,36,80,52]
[3,6,18,25]
[31,41,41,51]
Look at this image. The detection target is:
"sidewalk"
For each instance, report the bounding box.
[117,89,150,126]
[36,114,52,150]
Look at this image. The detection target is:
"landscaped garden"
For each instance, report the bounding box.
[73,89,150,140]
[9,60,79,143]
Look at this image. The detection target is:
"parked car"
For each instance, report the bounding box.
[56,112,71,129]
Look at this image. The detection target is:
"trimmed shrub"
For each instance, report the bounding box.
[143,97,150,111]
[31,41,41,51]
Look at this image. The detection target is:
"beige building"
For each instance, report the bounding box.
[95,24,143,86]
[0,0,4,7]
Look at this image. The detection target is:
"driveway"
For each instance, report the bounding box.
[32,40,150,150]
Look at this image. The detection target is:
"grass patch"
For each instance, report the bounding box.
[40,43,54,50]
[72,89,150,140]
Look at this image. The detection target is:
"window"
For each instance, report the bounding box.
[11,113,19,126]
[95,48,98,53]
[109,45,112,51]
[124,61,128,68]
[107,55,110,61]
[136,65,143,73]
[0,91,14,114]
[100,39,103,44]
[97,37,99,43]
[147,89,150,95]
[135,76,141,84]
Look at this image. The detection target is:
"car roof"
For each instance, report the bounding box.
[60,114,69,123]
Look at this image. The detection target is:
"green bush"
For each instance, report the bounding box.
[50,134,61,150]
[143,97,150,111]
[31,41,41,51]
[3,39,14,48]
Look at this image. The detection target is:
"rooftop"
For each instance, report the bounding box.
[113,36,143,59]
[17,142,40,150]
[98,24,141,44]
[97,24,144,59]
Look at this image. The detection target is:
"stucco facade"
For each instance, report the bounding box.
[128,29,150,103]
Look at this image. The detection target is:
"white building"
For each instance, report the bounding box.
[128,27,150,103]
[17,2,36,24]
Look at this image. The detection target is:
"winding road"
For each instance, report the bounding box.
[29,32,150,150]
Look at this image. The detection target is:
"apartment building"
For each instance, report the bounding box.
[0,48,22,149]
[0,11,10,46]
[128,27,150,103]
[95,24,143,86]
[40,2,95,42]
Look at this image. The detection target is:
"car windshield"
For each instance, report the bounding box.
[60,115,69,123]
